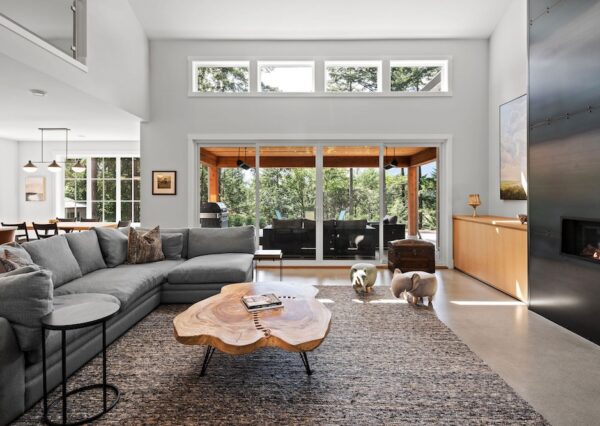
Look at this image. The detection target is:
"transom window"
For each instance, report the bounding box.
[391,60,448,92]
[325,61,382,93]
[258,61,314,93]
[63,156,141,223]
[193,61,250,93]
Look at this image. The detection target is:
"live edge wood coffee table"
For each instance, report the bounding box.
[173,282,331,375]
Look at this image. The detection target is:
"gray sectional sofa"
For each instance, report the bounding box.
[0,225,255,425]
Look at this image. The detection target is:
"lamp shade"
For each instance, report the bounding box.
[23,160,38,173]
[47,160,61,172]
[71,159,86,173]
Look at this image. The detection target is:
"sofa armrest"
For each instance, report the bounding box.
[0,317,25,426]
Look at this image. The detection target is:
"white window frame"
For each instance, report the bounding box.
[390,59,449,93]
[324,60,383,93]
[188,56,452,97]
[256,61,315,93]
[191,60,251,94]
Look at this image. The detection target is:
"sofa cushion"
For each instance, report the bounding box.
[0,242,34,273]
[94,227,128,267]
[0,265,53,352]
[54,260,184,309]
[188,226,255,258]
[23,236,82,288]
[127,227,165,264]
[167,253,253,284]
[161,233,183,260]
[161,228,190,258]
[65,230,107,275]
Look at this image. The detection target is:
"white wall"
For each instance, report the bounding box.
[141,39,490,234]
[18,140,139,222]
[0,138,19,222]
[0,0,149,120]
[488,0,528,217]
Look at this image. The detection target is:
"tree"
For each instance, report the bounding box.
[391,66,441,92]
[197,67,248,93]
[326,67,378,92]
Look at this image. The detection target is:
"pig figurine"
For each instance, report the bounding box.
[350,263,377,293]
[391,268,437,307]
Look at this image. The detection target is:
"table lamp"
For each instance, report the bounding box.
[468,194,481,217]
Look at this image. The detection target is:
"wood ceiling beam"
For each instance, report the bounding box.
[211,156,417,168]
[409,147,437,167]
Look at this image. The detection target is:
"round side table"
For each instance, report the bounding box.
[40,295,121,426]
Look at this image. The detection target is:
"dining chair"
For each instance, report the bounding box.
[117,220,131,228]
[1,222,30,243]
[80,218,99,222]
[33,223,59,239]
[56,217,75,233]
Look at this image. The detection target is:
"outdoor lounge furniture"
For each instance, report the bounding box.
[0,225,256,425]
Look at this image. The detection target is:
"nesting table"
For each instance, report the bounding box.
[254,249,283,281]
[40,295,120,425]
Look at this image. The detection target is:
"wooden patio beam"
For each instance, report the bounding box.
[409,147,437,167]
[407,166,418,237]
[211,156,413,168]
[208,166,219,202]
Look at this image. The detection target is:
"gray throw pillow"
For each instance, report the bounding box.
[161,233,183,260]
[188,226,255,258]
[0,265,53,352]
[65,231,107,275]
[23,236,82,288]
[161,228,190,258]
[94,227,128,267]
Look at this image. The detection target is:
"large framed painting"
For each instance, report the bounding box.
[25,176,46,201]
[152,171,177,195]
[500,94,528,200]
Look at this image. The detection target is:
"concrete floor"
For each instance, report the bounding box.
[255,267,600,426]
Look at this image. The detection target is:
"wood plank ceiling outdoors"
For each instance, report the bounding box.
[200,146,437,168]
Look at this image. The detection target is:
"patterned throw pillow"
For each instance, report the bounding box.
[127,226,165,264]
[0,248,34,273]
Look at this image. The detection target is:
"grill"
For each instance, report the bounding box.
[199,202,228,228]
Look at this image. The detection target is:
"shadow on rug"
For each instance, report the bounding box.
[15,286,547,425]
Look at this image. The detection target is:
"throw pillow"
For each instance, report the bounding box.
[128,226,165,264]
[94,227,129,267]
[0,265,53,352]
[65,230,107,274]
[22,236,82,288]
[161,233,184,260]
[0,242,34,273]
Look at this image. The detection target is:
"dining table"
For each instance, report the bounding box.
[0,226,17,244]
[26,222,118,232]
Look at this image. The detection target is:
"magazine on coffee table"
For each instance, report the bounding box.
[241,293,283,312]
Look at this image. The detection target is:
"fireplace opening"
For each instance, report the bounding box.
[562,218,600,263]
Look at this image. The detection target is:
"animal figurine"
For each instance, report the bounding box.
[391,268,437,307]
[350,263,377,293]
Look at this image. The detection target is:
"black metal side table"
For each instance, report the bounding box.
[40,295,121,425]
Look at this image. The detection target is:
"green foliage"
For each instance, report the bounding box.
[326,66,378,92]
[391,66,441,92]
[500,181,527,200]
[197,67,249,93]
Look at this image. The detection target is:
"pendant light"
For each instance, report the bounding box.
[236,147,251,170]
[48,160,61,172]
[384,147,398,170]
[22,128,82,173]
[71,159,86,173]
[22,160,38,173]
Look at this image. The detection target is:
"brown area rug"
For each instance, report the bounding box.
[15,286,547,425]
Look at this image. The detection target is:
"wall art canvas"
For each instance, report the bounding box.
[152,171,177,195]
[25,176,46,201]
[500,94,528,200]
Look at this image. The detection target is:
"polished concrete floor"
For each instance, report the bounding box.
[256,267,600,426]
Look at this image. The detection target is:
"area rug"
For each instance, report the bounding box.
[15,286,547,425]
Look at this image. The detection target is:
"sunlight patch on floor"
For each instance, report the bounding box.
[352,298,407,304]
[450,300,525,306]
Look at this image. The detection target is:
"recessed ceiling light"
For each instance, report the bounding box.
[29,89,47,97]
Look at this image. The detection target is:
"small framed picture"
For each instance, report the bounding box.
[152,171,177,195]
[25,176,46,201]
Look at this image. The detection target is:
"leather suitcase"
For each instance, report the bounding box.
[387,239,435,273]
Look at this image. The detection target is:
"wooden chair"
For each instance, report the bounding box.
[80,218,99,222]
[117,220,131,228]
[1,222,30,243]
[56,217,75,233]
[33,222,59,239]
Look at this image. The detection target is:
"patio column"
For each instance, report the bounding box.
[208,166,219,202]
[407,165,418,237]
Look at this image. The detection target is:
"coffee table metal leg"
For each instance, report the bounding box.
[299,352,312,375]
[200,345,216,376]
[61,329,67,424]
[42,327,48,421]
[102,322,107,411]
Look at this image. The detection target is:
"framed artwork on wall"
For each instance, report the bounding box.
[500,94,528,200]
[25,176,46,201]
[152,171,177,195]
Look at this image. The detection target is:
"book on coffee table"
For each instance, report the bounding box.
[241,293,283,312]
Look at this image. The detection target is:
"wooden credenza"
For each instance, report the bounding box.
[453,215,528,302]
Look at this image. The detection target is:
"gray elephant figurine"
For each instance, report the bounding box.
[350,263,377,293]
[391,268,437,307]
